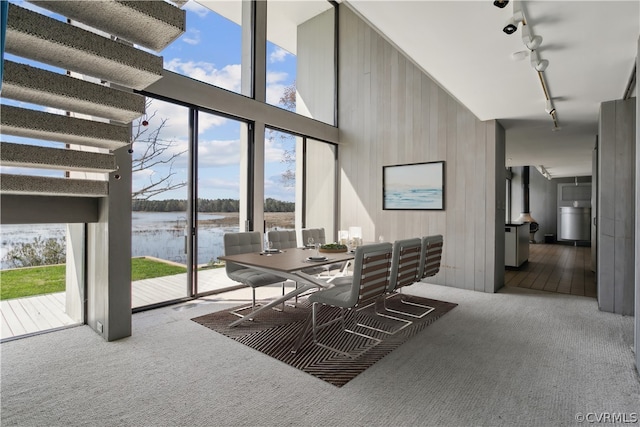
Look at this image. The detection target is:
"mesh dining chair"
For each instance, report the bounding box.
[267,229,303,305]
[307,242,392,358]
[419,234,444,280]
[301,227,350,278]
[383,234,444,319]
[371,237,423,334]
[301,228,326,246]
[223,231,288,319]
[267,229,297,250]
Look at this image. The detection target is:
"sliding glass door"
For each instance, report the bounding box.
[130,99,190,309]
[264,127,297,238]
[195,111,245,296]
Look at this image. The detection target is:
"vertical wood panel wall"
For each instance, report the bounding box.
[338,7,505,292]
[598,98,636,315]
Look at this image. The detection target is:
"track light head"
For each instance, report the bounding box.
[525,35,543,50]
[534,59,549,72]
[545,100,556,115]
[530,51,549,71]
[493,0,509,8]
[503,11,523,34]
[521,25,543,50]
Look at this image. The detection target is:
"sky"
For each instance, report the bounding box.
[1,0,299,202]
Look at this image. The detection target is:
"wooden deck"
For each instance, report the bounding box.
[1,268,279,340]
[504,243,596,297]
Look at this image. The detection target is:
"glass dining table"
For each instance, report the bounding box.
[218,247,355,327]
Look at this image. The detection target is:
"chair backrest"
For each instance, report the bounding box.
[388,238,422,292]
[223,231,262,274]
[301,228,326,245]
[267,230,297,250]
[346,242,392,308]
[419,235,444,279]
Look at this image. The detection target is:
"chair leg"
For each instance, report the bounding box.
[355,297,412,335]
[286,282,298,308]
[311,303,381,359]
[383,291,435,318]
[229,287,260,319]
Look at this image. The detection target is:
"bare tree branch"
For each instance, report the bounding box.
[131,99,187,200]
[271,81,296,188]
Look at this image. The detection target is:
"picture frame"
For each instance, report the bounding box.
[383,161,445,210]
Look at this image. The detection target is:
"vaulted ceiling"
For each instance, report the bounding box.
[346,0,639,178]
[198,0,639,179]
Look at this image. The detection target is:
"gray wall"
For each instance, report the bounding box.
[87,146,132,341]
[598,98,636,316]
[338,6,505,293]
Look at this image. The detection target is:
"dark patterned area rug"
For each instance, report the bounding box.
[192,295,457,387]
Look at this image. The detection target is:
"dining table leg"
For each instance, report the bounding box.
[228,283,316,327]
[290,310,313,354]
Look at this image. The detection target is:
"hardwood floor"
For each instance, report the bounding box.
[505,243,596,298]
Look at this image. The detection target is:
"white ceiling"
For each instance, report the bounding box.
[196,0,638,178]
[345,0,639,178]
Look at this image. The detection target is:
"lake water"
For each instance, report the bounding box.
[0,212,240,269]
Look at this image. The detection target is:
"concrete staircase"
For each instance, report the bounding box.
[0,1,185,199]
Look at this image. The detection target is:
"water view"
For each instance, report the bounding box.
[0,212,240,269]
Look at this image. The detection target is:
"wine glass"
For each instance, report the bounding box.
[307,237,314,249]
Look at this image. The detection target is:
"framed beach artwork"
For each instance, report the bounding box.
[383,161,445,210]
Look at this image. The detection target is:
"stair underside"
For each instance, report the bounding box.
[29,0,186,52]
[1,142,117,173]
[1,105,130,150]
[1,173,109,197]
[5,3,163,90]
[2,60,145,123]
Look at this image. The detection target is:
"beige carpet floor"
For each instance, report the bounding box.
[1,283,638,426]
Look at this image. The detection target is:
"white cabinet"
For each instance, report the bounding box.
[505,223,529,267]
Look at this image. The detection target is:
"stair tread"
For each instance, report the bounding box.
[30,0,186,52]
[5,3,163,90]
[0,173,109,197]
[0,142,117,172]
[1,105,130,150]
[2,60,145,123]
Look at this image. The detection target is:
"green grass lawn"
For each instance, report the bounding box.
[1,258,189,301]
[0,264,67,300]
[131,257,186,281]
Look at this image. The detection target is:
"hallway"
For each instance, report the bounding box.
[505,243,596,297]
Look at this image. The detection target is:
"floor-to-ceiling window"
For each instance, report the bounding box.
[1,0,340,340]
[266,1,336,126]
[264,127,297,235]
[195,110,245,296]
[160,1,247,97]
[130,99,190,309]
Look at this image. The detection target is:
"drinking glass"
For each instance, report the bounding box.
[338,230,349,246]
